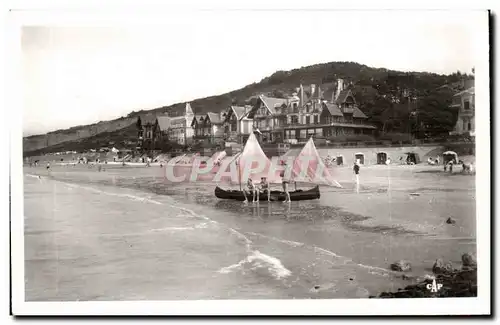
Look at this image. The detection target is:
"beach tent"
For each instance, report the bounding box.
[355,153,365,165]
[336,155,344,166]
[290,137,342,188]
[442,151,459,164]
[376,152,388,164]
[111,147,119,153]
[404,152,420,165]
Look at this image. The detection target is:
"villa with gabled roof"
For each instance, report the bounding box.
[239,79,375,144]
[167,103,195,145]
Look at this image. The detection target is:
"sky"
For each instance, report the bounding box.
[21,10,486,136]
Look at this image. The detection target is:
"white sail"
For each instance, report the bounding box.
[290,137,342,188]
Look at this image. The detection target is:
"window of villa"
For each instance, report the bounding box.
[314,115,319,124]
[468,122,472,131]
[464,101,470,110]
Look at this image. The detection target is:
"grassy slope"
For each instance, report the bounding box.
[24,61,460,156]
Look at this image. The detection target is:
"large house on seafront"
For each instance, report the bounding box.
[191,111,225,145]
[136,114,170,150]
[222,105,254,144]
[136,103,195,149]
[449,78,475,136]
[167,103,195,145]
[244,79,376,144]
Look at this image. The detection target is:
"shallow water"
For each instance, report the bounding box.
[23,164,476,300]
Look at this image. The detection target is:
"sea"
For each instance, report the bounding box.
[23,163,476,300]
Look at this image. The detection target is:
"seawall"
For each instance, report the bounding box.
[282,145,446,165]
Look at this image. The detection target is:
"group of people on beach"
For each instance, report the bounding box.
[243,165,292,203]
[427,156,440,165]
[443,159,474,174]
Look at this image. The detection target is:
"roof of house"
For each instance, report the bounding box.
[185,103,194,115]
[259,95,288,114]
[352,107,368,119]
[156,116,170,131]
[322,87,336,103]
[206,112,223,124]
[335,89,354,104]
[191,114,204,126]
[169,115,187,127]
[453,87,475,97]
[230,106,247,120]
[323,103,344,117]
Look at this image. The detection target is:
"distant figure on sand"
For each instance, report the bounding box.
[259,177,270,202]
[46,162,50,172]
[460,160,472,174]
[447,161,454,173]
[353,161,360,192]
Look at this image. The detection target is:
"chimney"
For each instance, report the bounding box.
[335,79,344,101]
[300,84,304,107]
[311,84,316,98]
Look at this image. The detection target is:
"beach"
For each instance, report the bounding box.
[23,162,476,301]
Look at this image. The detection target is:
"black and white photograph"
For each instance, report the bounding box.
[8,2,491,316]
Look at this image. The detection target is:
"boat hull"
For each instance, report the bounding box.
[214,186,320,202]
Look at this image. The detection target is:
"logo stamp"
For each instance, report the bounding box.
[426,278,443,293]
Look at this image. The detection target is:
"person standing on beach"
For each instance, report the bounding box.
[353,161,360,192]
[280,165,291,203]
[448,160,454,173]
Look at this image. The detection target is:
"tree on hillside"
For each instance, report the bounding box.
[413,88,457,138]
[136,116,142,130]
